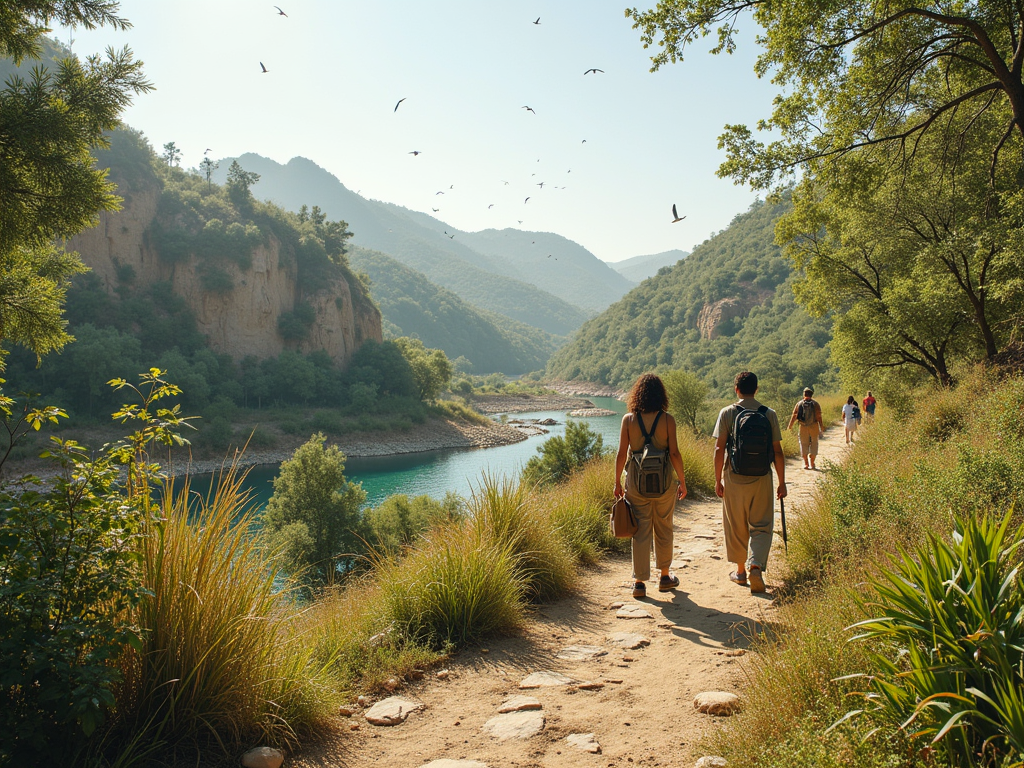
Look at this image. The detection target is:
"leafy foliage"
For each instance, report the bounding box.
[364,492,464,553]
[523,420,606,486]
[393,337,453,402]
[662,368,709,433]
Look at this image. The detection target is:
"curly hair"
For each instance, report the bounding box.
[626,373,668,413]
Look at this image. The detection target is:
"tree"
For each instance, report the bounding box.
[262,433,366,584]
[523,420,605,486]
[662,368,709,433]
[393,337,453,401]
[161,141,181,167]
[0,3,151,359]
[225,160,260,208]
[626,1,1024,189]
[364,492,464,553]
[198,156,218,189]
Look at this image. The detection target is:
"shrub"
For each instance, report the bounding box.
[365,492,464,553]
[262,433,367,584]
[544,456,627,564]
[662,368,709,433]
[523,420,606,486]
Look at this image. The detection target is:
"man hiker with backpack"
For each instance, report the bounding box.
[713,371,787,594]
[786,387,824,470]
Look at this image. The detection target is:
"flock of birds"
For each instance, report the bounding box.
[256,7,687,240]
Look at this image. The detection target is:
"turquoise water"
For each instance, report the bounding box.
[223,397,627,510]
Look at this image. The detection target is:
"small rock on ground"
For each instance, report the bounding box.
[608,632,650,650]
[695,758,728,768]
[498,695,542,713]
[555,645,607,661]
[519,670,574,689]
[693,691,742,716]
[241,747,284,768]
[566,733,601,753]
[616,604,652,619]
[482,710,545,741]
[364,696,425,726]
[418,762,490,768]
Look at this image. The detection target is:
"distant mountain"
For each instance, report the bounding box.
[609,250,689,284]
[213,155,599,334]
[348,246,557,374]
[547,198,834,394]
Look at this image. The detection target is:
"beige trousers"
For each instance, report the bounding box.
[798,424,819,458]
[626,489,676,581]
[722,466,774,571]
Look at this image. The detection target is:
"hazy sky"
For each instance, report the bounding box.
[58,1,779,262]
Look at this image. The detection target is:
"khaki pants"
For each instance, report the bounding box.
[798,424,819,458]
[626,489,675,581]
[722,466,774,571]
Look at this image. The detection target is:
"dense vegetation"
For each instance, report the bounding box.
[547,197,835,396]
[349,245,558,374]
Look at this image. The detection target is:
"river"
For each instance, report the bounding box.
[226,397,627,510]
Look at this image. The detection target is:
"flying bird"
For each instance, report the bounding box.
[450,185,454,189]
[671,204,686,223]
[274,5,287,16]
[436,191,445,195]
[524,197,531,204]
[533,17,541,24]
[522,106,536,114]
[582,139,587,143]
[409,151,422,156]
[432,208,440,212]
[584,68,604,75]
[204,148,212,154]
[394,98,406,112]
[488,204,495,209]
[518,220,523,224]
[260,61,268,73]
[501,180,510,185]
[537,182,545,188]
[445,231,455,239]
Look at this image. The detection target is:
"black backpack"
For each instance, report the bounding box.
[630,411,671,497]
[797,399,817,426]
[852,404,861,421]
[729,406,774,476]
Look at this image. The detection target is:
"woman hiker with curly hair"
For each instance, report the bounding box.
[614,373,688,599]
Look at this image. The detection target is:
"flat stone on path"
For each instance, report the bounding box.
[498,695,542,713]
[482,710,545,740]
[241,747,284,768]
[519,670,574,689]
[695,758,728,768]
[616,604,652,619]
[609,632,650,649]
[418,762,490,768]
[566,733,602,753]
[364,696,424,726]
[693,691,742,716]
[556,645,607,661]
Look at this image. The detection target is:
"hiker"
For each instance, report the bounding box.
[713,371,786,594]
[786,387,824,470]
[614,372,688,599]
[863,391,877,422]
[842,396,860,443]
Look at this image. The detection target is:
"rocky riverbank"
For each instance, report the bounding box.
[545,381,625,399]
[471,393,596,414]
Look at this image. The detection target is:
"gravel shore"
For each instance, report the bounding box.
[471,393,596,414]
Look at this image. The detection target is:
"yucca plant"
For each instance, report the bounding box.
[837,511,1024,766]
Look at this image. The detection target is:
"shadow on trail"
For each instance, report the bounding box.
[637,589,764,649]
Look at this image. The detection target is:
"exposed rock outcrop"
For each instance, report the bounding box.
[696,290,774,340]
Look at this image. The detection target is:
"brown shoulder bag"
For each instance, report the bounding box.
[610,496,638,539]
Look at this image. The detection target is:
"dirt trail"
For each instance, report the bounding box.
[295,425,851,768]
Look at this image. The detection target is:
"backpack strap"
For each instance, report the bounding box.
[757,405,769,416]
[636,411,663,446]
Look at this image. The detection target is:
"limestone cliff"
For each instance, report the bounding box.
[696,287,774,340]
[67,179,382,365]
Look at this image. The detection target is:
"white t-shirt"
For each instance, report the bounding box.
[842,403,858,426]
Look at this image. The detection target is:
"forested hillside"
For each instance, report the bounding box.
[547,198,835,394]
[610,249,689,283]
[349,246,557,374]
[212,155,598,333]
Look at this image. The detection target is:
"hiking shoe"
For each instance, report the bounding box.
[729,571,748,586]
[632,582,646,599]
[748,566,766,594]
[658,574,680,592]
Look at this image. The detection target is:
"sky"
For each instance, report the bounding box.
[58,0,780,262]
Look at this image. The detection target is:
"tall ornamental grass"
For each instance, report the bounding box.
[111,465,337,759]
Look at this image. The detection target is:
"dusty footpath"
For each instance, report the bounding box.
[294,426,850,768]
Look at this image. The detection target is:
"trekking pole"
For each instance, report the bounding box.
[779,495,788,554]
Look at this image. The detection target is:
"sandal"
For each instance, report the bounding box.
[748,566,766,594]
[632,582,646,599]
[729,571,748,586]
[658,574,680,592]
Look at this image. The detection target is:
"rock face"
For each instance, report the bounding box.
[240,747,284,768]
[67,176,381,366]
[364,696,424,725]
[482,711,545,740]
[693,691,742,716]
[696,290,773,340]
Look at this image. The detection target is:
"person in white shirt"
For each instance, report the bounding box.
[842,396,860,444]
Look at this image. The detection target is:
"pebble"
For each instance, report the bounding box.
[616,604,652,620]
[357,695,370,707]
[577,681,605,690]
[695,758,728,768]
[436,669,451,680]
[724,649,746,657]
[519,671,575,689]
[383,677,401,692]
[418,762,490,768]
[566,733,602,753]
[609,632,650,649]
[364,696,425,726]
[693,691,742,716]
[339,704,358,717]
[482,710,545,740]
[241,747,284,768]
[556,645,608,661]
[498,695,542,713]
